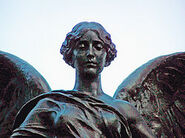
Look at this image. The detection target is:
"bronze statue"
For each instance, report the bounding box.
[10,22,156,137]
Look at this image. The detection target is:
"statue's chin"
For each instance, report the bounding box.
[82,68,99,79]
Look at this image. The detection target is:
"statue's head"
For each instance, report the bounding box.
[60,22,117,68]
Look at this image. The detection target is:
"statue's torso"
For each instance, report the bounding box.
[12,90,132,138]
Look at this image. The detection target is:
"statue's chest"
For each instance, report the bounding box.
[54,102,122,137]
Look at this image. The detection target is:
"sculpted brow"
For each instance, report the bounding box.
[93,40,103,44]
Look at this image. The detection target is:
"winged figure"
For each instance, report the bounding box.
[0,22,184,138]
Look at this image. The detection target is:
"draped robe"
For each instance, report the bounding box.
[11,90,132,138]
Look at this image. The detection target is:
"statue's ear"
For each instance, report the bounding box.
[71,52,75,68]
[104,54,110,67]
[0,51,51,137]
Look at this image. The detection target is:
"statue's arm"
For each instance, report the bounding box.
[115,100,156,138]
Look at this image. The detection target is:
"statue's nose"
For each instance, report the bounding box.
[87,44,94,59]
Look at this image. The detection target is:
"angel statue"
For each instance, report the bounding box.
[0,22,184,138]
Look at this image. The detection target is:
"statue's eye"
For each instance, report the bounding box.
[93,41,103,51]
[78,41,88,50]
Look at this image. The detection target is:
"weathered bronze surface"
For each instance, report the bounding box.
[10,22,155,137]
[0,51,51,137]
[12,90,131,137]
[114,52,185,137]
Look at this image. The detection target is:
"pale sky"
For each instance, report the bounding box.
[1,0,185,96]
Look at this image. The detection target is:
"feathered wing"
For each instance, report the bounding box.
[0,51,51,138]
[114,52,185,138]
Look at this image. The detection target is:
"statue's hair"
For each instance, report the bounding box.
[60,21,117,67]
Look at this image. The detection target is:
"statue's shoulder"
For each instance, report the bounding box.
[113,99,140,120]
[13,90,69,130]
[98,93,135,116]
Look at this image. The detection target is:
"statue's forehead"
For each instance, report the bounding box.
[79,30,102,42]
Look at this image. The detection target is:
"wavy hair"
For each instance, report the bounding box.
[60,22,117,67]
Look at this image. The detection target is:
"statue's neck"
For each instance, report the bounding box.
[73,72,103,96]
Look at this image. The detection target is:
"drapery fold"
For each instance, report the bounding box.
[11,90,132,138]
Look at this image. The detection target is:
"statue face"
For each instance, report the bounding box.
[72,30,107,77]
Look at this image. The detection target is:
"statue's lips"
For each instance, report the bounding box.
[85,62,97,67]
